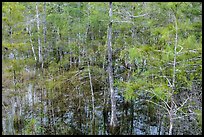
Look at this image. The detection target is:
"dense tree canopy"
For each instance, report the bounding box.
[2,2,202,135]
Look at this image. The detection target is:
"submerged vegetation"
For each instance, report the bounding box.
[2,2,202,135]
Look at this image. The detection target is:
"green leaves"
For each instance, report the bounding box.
[123,82,142,101]
[45,79,56,90]
[194,109,202,127]
[128,47,141,63]
[2,2,202,135]
[153,84,171,101]
[128,46,151,65]
[24,118,37,134]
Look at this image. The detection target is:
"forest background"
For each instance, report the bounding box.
[2,2,202,135]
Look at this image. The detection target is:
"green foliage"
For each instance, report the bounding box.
[123,82,137,101]
[119,77,150,101]
[153,84,171,101]
[23,118,38,135]
[194,109,202,128]
[128,47,142,63]
[45,79,56,91]
[2,2,202,135]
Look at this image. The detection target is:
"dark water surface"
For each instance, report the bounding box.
[2,81,167,135]
[2,70,201,135]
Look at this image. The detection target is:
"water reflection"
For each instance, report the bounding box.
[2,84,164,135]
[3,83,169,135]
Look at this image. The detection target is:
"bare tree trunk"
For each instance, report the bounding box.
[43,2,47,45]
[130,100,134,135]
[36,2,43,68]
[107,2,117,133]
[88,58,95,134]
[46,89,51,134]
[40,87,44,134]
[42,2,47,69]
[31,85,35,135]
[169,105,173,135]
[27,24,37,61]
[78,2,81,65]
[169,13,178,136]
[51,97,56,135]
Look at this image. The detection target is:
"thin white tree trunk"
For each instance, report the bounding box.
[107,2,117,129]
[169,13,178,136]
[28,25,37,61]
[36,3,43,68]
[88,58,95,134]
[43,2,47,45]
[78,3,81,65]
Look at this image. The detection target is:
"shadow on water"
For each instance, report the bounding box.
[2,69,201,135]
[2,82,166,135]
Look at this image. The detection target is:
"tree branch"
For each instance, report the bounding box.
[113,20,134,24]
[174,95,190,113]
[129,13,148,18]
[146,99,170,113]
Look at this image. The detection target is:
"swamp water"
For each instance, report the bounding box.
[2,82,169,135]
